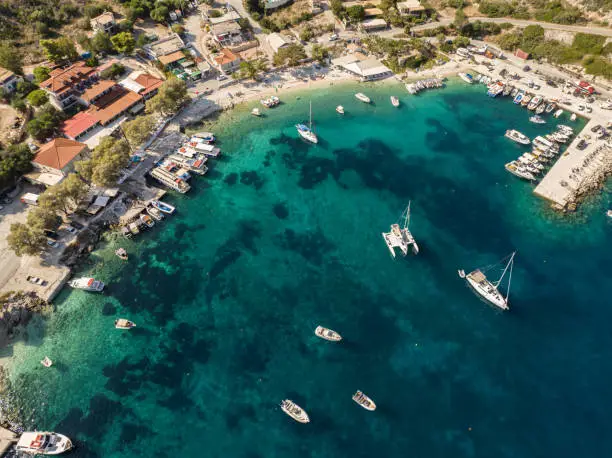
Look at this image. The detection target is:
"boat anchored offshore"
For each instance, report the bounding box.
[458,252,515,311]
[115,318,136,329]
[505,129,530,145]
[390,96,400,107]
[41,356,52,367]
[315,326,342,341]
[251,108,262,117]
[336,105,345,114]
[382,202,419,257]
[529,115,546,124]
[280,400,310,423]
[296,101,318,144]
[352,391,376,411]
[16,432,73,455]
[68,277,104,292]
[115,248,128,260]
[355,92,371,103]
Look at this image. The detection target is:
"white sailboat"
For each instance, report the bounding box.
[314,326,342,341]
[382,202,419,257]
[296,101,318,144]
[458,252,516,310]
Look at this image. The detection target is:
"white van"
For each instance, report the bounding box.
[20,193,39,206]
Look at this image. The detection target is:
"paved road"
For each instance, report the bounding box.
[412,17,612,37]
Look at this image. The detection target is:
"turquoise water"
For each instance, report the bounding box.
[4,80,612,458]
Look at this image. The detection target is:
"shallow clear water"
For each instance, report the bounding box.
[4,80,612,458]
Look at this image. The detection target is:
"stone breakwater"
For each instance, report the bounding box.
[562,145,612,212]
[0,292,47,349]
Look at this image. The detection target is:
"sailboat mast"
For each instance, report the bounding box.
[505,255,514,301]
[404,201,411,228]
[494,252,515,288]
[309,101,312,131]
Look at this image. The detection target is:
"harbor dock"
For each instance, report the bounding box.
[473,61,612,211]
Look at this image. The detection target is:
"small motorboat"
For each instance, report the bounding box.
[151,200,175,215]
[529,115,546,124]
[41,356,52,367]
[128,222,140,235]
[140,214,155,228]
[553,109,564,118]
[193,132,215,143]
[280,400,310,423]
[390,96,400,107]
[315,326,342,342]
[355,92,371,103]
[607,209,612,218]
[251,108,262,117]
[458,72,473,84]
[505,129,531,145]
[352,390,376,411]
[115,319,136,329]
[146,206,164,221]
[115,248,128,261]
[570,113,577,121]
[336,105,345,114]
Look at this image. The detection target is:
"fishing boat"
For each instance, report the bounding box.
[315,326,342,341]
[146,206,164,221]
[16,432,73,455]
[296,101,318,144]
[545,102,556,113]
[261,96,280,108]
[128,222,140,235]
[68,277,104,292]
[390,96,400,107]
[510,87,519,98]
[140,214,155,228]
[535,103,546,114]
[115,319,136,329]
[149,168,191,193]
[529,115,546,124]
[521,93,533,107]
[352,391,376,411]
[487,81,504,97]
[513,91,524,104]
[458,73,473,84]
[527,95,543,110]
[382,202,419,257]
[192,132,215,143]
[502,84,513,96]
[553,109,564,118]
[505,161,536,181]
[41,356,52,367]
[151,200,175,215]
[336,105,345,114]
[458,252,515,311]
[355,93,371,103]
[280,400,310,423]
[115,248,128,261]
[505,129,530,145]
[251,108,262,117]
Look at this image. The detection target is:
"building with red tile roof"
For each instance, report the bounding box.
[86,85,144,126]
[60,111,100,141]
[80,80,116,104]
[39,61,99,110]
[32,138,88,174]
[212,48,241,73]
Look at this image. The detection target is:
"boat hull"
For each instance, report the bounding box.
[465,276,509,310]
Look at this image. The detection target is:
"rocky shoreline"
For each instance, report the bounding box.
[0,292,48,349]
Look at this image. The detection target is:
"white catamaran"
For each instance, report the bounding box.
[382,202,419,257]
[296,101,318,144]
[458,252,516,310]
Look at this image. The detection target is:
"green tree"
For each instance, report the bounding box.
[496,31,522,50]
[40,37,78,64]
[7,223,46,257]
[27,207,61,231]
[100,63,126,79]
[171,24,185,34]
[311,44,329,64]
[26,89,49,107]
[111,32,135,54]
[0,143,33,188]
[33,66,51,84]
[39,185,71,215]
[237,59,268,80]
[330,0,346,18]
[273,44,307,67]
[521,25,545,53]
[0,43,23,74]
[92,31,114,53]
[145,78,189,116]
[454,8,467,28]
[346,5,366,22]
[150,5,169,22]
[74,159,94,182]
[26,104,63,141]
[122,115,156,146]
[59,174,88,208]
[89,138,131,186]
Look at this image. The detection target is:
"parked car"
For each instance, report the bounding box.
[44,230,59,240]
[26,276,47,286]
[46,240,59,248]
[65,225,77,234]
[329,34,339,41]
[577,139,587,150]
[590,124,602,133]
[69,220,84,230]
[216,74,227,81]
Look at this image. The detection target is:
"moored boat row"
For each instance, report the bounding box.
[405,78,444,94]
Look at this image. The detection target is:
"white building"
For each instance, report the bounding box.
[267,33,291,54]
[264,0,293,9]
[397,0,426,15]
[332,55,393,81]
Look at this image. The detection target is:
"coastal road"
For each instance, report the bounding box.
[411,17,612,37]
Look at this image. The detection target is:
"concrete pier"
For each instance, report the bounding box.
[473,61,612,210]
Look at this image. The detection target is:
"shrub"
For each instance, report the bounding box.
[26,89,48,107]
[208,9,222,18]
